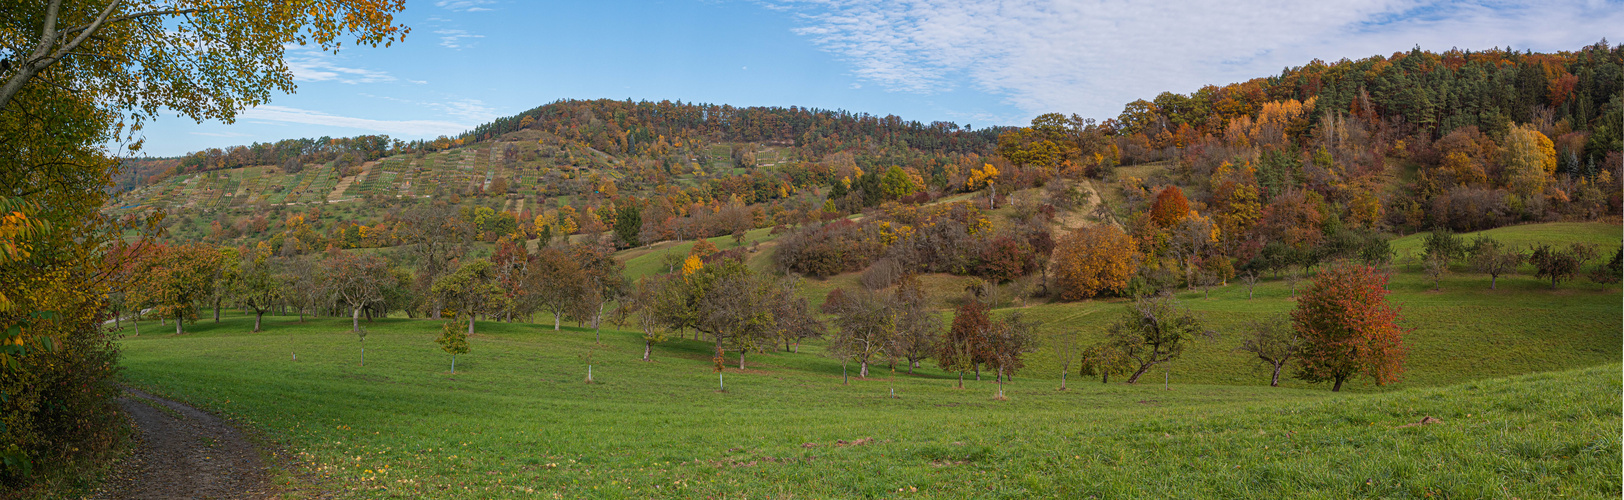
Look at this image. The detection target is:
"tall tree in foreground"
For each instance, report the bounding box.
[984,311,1035,399]
[1104,294,1212,384]
[527,245,588,330]
[236,242,282,332]
[1292,264,1407,392]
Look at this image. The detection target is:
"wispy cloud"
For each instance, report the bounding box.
[775,0,1624,121]
[238,106,471,137]
[436,0,496,12]
[435,29,486,49]
[358,94,500,125]
[284,45,395,84]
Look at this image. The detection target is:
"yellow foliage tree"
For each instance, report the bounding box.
[1502,124,1557,197]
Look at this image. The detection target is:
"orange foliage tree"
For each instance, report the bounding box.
[1052,224,1137,301]
[1148,186,1189,227]
[1292,264,1408,391]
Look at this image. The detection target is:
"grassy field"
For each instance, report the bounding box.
[118,307,1620,499]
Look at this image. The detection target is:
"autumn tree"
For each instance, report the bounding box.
[1502,124,1558,197]
[1148,186,1190,227]
[1237,314,1298,387]
[1,0,406,481]
[1052,224,1137,300]
[1468,236,1523,290]
[1104,294,1212,384]
[432,259,506,336]
[207,246,241,322]
[144,244,224,335]
[937,299,991,387]
[235,242,282,332]
[825,288,894,378]
[321,250,391,333]
[984,311,1035,399]
[527,245,588,330]
[887,275,940,374]
[1529,243,1589,289]
[572,243,627,341]
[1292,264,1407,391]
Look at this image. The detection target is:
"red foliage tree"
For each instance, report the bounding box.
[1148,186,1190,227]
[1292,264,1408,391]
[937,299,992,387]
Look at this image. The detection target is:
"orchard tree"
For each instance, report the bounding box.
[436,322,469,373]
[1052,223,1137,300]
[432,258,506,336]
[321,249,391,333]
[766,275,823,354]
[984,311,1035,398]
[1292,264,1408,392]
[1078,342,1134,384]
[207,246,241,322]
[145,243,223,335]
[1104,294,1212,384]
[527,245,588,330]
[1237,314,1298,387]
[825,288,895,379]
[691,257,775,370]
[937,299,991,387]
[886,275,939,374]
[1468,236,1523,290]
[573,243,627,341]
[1529,243,1589,289]
[235,242,282,332]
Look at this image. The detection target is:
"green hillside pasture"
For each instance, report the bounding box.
[1389,222,1621,260]
[1011,265,1621,392]
[118,315,1620,498]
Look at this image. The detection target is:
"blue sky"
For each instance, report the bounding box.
[138,0,1623,157]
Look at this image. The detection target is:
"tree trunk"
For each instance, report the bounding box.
[974,364,980,381]
[451,353,457,373]
[594,302,604,342]
[352,307,361,332]
[254,311,264,332]
[175,314,183,335]
[132,316,139,336]
[1490,274,1497,290]
[1060,371,1067,390]
[957,370,964,389]
[214,299,221,322]
[554,310,561,330]
[1126,363,1154,384]
[1270,363,1282,387]
[738,351,746,370]
[1102,372,1109,384]
[1332,376,1345,392]
[467,314,476,336]
[643,339,651,361]
[842,360,849,385]
[859,360,868,378]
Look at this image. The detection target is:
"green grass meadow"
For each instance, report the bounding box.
[113,221,1623,498]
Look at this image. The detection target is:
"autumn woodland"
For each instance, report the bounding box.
[2,2,1622,498]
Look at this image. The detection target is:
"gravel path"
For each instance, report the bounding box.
[92,389,278,500]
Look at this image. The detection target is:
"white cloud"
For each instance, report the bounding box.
[435,29,486,49]
[238,106,472,137]
[284,45,395,84]
[436,0,496,12]
[776,0,1624,121]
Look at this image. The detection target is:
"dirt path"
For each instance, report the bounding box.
[92,389,278,500]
